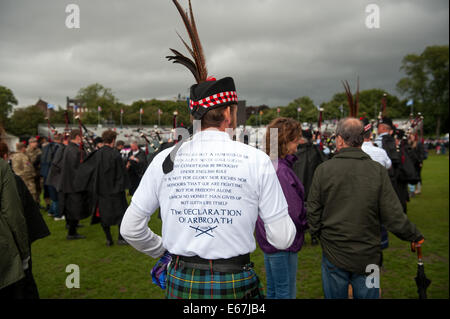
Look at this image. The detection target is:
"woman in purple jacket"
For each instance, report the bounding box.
[256,117,308,299]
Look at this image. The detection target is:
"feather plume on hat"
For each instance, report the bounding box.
[166,0,208,83]
[342,77,360,118]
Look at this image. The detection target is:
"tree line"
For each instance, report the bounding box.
[1,45,448,138]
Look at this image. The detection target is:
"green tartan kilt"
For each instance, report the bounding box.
[165,259,265,299]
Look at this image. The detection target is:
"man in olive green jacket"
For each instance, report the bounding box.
[307,118,424,299]
[0,159,30,291]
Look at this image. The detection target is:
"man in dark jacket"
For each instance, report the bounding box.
[75,130,130,246]
[307,118,424,299]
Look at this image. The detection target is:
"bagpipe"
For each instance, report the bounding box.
[75,115,96,156]
[63,111,71,142]
[313,108,324,149]
[138,129,164,155]
[45,117,58,142]
[377,93,388,127]
[405,113,424,143]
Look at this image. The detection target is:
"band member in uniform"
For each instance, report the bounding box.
[52,129,90,239]
[41,134,63,219]
[292,128,327,246]
[45,134,69,221]
[121,0,296,299]
[374,117,407,213]
[361,118,391,169]
[126,140,147,195]
[93,137,104,150]
[360,117,391,264]
[75,130,130,246]
[292,128,328,201]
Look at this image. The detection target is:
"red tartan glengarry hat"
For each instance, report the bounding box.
[360,117,372,133]
[166,0,238,120]
[188,77,238,120]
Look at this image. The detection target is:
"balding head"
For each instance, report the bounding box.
[335,117,364,150]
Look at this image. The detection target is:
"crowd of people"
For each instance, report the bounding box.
[0,104,430,299]
[118,74,426,299]
[0,0,434,300]
[0,127,168,297]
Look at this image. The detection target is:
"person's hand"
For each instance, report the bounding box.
[414,238,425,247]
[130,156,139,162]
[411,237,425,251]
[151,251,172,290]
[22,256,30,270]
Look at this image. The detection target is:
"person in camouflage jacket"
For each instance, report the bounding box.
[11,143,36,201]
[26,137,42,203]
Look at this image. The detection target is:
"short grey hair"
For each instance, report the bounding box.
[335,118,364,147]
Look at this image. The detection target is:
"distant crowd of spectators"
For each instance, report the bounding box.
[424,137,449,155]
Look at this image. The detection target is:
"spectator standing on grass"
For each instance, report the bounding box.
[0,156,31,297]
[255,117,307,299]
[307,117,424,299]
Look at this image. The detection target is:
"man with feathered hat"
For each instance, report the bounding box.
[121,0,296,299]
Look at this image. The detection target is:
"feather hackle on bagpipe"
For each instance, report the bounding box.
[342,77,360,118]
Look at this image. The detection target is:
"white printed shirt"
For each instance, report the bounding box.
[121,129,293,259]
[362,141,392,169]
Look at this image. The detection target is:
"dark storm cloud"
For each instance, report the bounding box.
[0,0,448,109]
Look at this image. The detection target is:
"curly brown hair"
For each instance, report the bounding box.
[102,130,118,144]
[265,117,302,159]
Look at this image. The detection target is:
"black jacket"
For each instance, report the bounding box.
[292,142,328,201]
[127,149,147,194]
[14,175,50,245]
[75,146,129,225]
[47,143,90,220]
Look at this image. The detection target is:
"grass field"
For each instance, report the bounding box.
[31,152,449,299]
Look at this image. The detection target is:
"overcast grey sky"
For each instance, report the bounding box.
[0,0,448,109]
